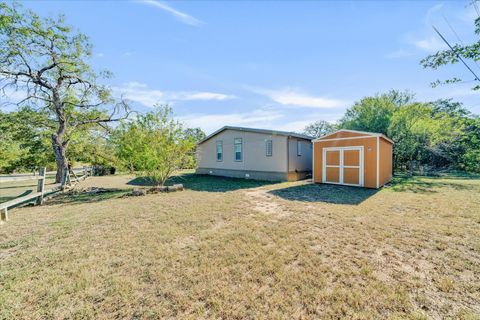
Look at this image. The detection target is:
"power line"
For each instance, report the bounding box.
[473,1,480,18]
[443,14,480,72]
[433,25,480,82]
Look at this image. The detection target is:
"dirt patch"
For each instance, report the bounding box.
[244,187,293,217]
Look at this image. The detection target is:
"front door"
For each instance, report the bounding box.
[323,147,363,187]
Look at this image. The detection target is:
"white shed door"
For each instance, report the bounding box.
[322,147,364,187]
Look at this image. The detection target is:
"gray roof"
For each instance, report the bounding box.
[198,126,314,144]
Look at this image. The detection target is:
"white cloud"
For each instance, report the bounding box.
[96,53,104,58]
[138,0,204,26]
[274,120,313,133]
[176,92,236,101]
[393,3,451,55]
[112,82,236,107]
[385,49,416,59]
[179,109,283,134]
[252,87,349,109]
[410,34,446,52]
[424,3,444,25]
[123,52,134,57]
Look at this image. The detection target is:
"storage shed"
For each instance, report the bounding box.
[312,129,394,188]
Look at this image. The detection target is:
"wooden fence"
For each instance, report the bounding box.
[0,166,92,223]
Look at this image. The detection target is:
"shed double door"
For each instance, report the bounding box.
[322,147,364,187]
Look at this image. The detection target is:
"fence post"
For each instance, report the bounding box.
[0,208,8,223]
[36,167,46,205]
[83,166,87,179]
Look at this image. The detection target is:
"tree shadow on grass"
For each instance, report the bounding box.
[0,190,33,204]
[269,183,378,205]
[46,189,129,206]
[128,173,276,192]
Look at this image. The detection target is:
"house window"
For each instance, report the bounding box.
[234,138,242,161]
[266,139,273,157]
[216,141,223,161]
[297,140,302,156]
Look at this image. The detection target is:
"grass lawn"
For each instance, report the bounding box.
[0,172,479,319]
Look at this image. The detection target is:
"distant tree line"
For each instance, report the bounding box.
[303,90,480,173]
[0,106,205,178]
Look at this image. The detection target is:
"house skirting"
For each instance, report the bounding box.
[195,168,311,182]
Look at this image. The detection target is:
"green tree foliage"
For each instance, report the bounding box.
[302,120,336,138]
[0,107,117,173]
[0,107,54,173]
[339,90,414,135]
[339,91,480,173]
[420,1,480,90]
[114,106,196,185]
[0,111,23,172]
[0,2,128,181]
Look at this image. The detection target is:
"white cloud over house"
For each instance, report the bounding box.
[112,82,236,107]
[179,109,284,134]
[250,87,349,109]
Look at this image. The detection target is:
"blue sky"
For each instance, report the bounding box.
[16,0,480,133]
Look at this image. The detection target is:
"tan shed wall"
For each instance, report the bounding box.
[313,137,378,188]
[379,137,393,186]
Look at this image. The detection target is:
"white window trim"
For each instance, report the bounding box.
[234,138,243,162]
[216,140,223,162]
[297,140,302,156]
[266,139,273,157]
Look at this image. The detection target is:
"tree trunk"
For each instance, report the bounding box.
[51,92,69,184]
[52,134,68,183]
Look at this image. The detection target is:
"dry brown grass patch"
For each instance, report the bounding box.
[0,173,479,319]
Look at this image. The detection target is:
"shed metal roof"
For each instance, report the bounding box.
[313,129,394,144]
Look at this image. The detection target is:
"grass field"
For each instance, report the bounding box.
[0,172,479,319]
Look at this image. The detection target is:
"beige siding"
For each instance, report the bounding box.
[288,138,312,172]
[196,129,289,172]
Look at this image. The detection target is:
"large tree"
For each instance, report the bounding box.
[0,3,129,182]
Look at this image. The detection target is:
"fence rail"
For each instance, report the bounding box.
[0,166,92,223]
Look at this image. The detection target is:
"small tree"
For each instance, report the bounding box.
[114,106,195,186]
[0,3,129,182]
